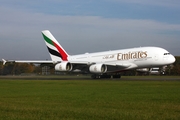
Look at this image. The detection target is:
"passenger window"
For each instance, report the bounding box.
[164,53,170,55]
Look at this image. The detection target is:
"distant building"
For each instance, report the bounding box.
[42,66,50,75]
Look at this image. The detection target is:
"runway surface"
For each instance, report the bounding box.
[0,75,180,81]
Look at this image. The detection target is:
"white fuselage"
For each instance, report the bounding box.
[67,47,175,72]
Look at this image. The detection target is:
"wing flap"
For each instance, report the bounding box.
[104,63,131,68]
[68,60,131,68]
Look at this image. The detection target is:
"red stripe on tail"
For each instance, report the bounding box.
[53,41,68,61]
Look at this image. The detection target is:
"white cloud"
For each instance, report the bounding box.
[0,6,180,59]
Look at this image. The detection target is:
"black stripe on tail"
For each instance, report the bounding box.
[47,46,62,59]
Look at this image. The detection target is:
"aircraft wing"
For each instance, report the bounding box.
[69,60,131,67]
[2,58,134,72]
[104,62,131,68]
[2,59,55,65]
[67,60,133,72]
[67,60,132,68]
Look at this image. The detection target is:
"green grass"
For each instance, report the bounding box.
[0,77,180,120]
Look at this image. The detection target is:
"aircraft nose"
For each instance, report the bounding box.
[170,55,176,64]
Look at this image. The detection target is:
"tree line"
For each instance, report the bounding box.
[0,63,54,75]
[0,56,180,75]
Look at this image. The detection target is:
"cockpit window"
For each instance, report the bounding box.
[164,53,170,55]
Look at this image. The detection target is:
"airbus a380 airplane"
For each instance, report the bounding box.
[3,30,175,79]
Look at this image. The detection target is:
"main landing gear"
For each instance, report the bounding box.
[91,74,121,79]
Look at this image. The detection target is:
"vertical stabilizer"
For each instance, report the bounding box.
[42,30,69,61]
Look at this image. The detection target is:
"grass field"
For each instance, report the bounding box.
[0,76,180,120]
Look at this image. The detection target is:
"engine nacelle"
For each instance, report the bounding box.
[89,64,107,73]
[55,62,73,71]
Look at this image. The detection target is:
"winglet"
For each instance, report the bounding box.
[2,59,7,65]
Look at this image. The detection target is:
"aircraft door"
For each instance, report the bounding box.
[154,54,159,61]
[87,55,92,62]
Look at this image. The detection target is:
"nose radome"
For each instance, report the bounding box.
[170,55,176,64]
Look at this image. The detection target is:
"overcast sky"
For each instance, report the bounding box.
[0,0,180,60]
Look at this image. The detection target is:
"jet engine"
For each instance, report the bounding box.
[89,64,107,73]
[55,62,73,71]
